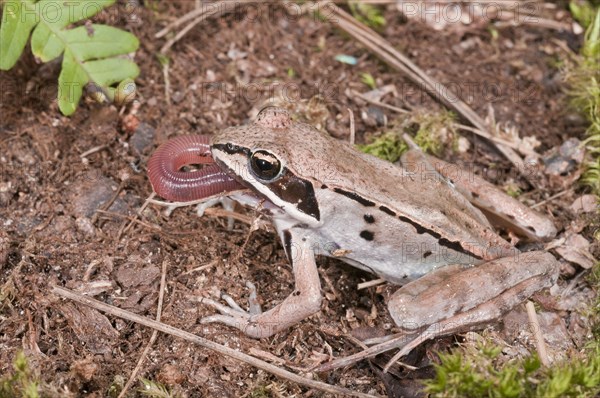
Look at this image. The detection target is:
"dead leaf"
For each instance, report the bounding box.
[59,303,119,354]
[555,234,595,269]
[71,357,99,381]
[570,194,598,213]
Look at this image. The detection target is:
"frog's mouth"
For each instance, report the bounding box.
[147,134,246,202]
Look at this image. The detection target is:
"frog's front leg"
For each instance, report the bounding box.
[201,229,322,338]
[388,251,559,336]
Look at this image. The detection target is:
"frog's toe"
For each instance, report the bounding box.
[195,197,236,230]
[199,296,252,329]
[220,293,247,313]
[200,297,249,318]
[200,282,263,321]
[200,313,250,328]
[245,281,262,315]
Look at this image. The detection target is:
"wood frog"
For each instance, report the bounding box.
[148,107,559,353]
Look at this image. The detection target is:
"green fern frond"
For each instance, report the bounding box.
[0,0,139,115]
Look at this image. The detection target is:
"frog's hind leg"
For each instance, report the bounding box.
[388,251,558,331]
[316,251,559,373]
[423,154,557,242]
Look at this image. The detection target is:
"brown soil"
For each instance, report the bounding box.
[1,2,597,397]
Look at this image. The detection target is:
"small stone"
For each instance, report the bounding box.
[157,364,186,385]
[75,217,95,237]
[543,138,584,175]
[129,123,156,157]
[171,90,185,104]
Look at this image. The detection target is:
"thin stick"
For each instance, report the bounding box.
[159,1,241,54]
[119,192,157,239]
[118,260,169,398]
[530,189,571,209]
[147,192,247,208]
[526,301,550,367]
[96,210,161,233]
[203,207,269,228]
[348,108,356,145]
[357,278,385,290]
[180,259,218,276]
[350,89,411,113]
[80,144,108,159]
[52,286,381,398]
[313,331,416,373]
[156,0,229,38]
[453,124,538,156]
[162,60,171,105]
[351,88,536,155]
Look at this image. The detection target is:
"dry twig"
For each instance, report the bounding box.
[118,260,169,398]
[52,286,381,398]
[526,300,550,367]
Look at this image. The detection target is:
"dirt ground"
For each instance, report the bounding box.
[1,2,598,397]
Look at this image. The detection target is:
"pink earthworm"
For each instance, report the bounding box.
[147,134,244,202]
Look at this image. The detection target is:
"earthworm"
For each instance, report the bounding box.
[147,134,244,202]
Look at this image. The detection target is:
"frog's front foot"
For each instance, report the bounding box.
[200,281,270,337]
[200,228,323,338]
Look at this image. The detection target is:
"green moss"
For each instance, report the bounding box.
[570,1,600,28]
[409,110,458,156]
[358,131,407,163]
[139,378,178,398]
[504,183,522,198]
[106,375,125,398]
[249,385,270,398]
[348,1,385,30]
[424,340,600,398]
[361,72,377,90]
[0,352,40,398]
[538,343,600,397]
[566,9,600,196]
[358,110,459,162]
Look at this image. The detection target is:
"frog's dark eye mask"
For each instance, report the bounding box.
[211,144,321,223]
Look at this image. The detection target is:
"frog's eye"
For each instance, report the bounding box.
[250,150,281,180]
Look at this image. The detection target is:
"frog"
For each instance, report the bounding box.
[147,106,559,356]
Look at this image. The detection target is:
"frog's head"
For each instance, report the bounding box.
[211,107,322,225]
